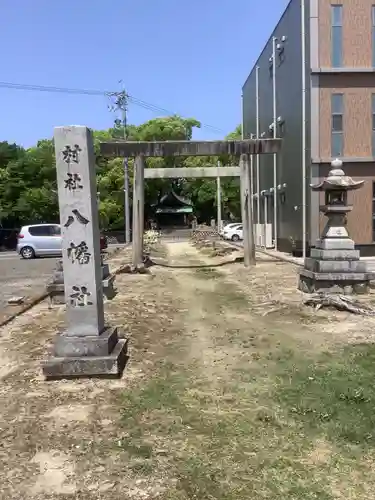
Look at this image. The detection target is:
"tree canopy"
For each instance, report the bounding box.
[0,116,242,230]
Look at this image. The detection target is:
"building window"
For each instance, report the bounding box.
[372,182,375,241]
[331,5,343,67]
[372,94,375,156]
[331,94,343,157]
[373,6,375,67]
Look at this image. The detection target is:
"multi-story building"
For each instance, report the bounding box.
[242,0,375,256]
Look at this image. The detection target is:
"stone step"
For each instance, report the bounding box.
[304,257,367,273]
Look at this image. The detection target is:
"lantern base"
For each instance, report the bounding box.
[303,257,367,274]
[298,269,374,295]
[315,237,355,251]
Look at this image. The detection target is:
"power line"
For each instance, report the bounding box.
[0,80,224,134]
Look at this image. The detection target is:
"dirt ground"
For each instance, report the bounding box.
[1,241,375,499]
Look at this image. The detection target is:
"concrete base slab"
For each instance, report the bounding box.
[54,326,118,357]
[315,238,355,250]
[310,248,360,261]
[42,338,128,380]
[304,258,367,273]
[298,269,372,294]
[299,268,372,281]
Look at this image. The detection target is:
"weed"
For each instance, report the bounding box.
[194,267,221,279]
[129,460,154,475]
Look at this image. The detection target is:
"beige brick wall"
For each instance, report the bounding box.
[319,74,375,158]
[319,0,374,68]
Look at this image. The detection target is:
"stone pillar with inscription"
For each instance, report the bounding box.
[42,126,128,379]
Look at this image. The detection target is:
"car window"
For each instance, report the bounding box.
[28,225,54,237]
[237,226,243,230]
[52,225,61,236]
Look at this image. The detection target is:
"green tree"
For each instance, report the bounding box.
[0,117,244,230]
[226,124,242,140]
[0,139,57,226]
[96,115,201,229]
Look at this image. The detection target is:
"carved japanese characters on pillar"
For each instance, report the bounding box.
[67,241,91,265]
[54,126,104,337]
[61,145,93,304]
[69,286,93,307]
[63,145,83,191]
[62,144,81,165]
[65,173,83,191]
[64,210,90,228]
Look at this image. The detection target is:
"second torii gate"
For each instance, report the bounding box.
[100,139,282,267]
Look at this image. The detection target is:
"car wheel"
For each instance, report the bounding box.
[20,246,35,259]
[231,234,240,242]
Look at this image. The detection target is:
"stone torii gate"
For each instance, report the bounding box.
[100,139,282,267]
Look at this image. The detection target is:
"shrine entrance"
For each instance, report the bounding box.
[100,139,282,267]
[153,190,194,230]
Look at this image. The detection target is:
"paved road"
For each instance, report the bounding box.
[0,253,58,311]
[0,244,124,320]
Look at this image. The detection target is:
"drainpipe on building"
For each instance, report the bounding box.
[241,91,244,141]
[250,148,254,219]
[272,36,278,251]
[262,191,268,247]
[255,65,260,236]
[301,0,307,259]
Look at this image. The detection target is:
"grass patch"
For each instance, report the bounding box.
[120,438,153,458]
[277,343,375,448]
[121,362,186,419]
[214,284,249,309]
[118,344,375,498]
[129,460,154,475]
[194,267,221,279]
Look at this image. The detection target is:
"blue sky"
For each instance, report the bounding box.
[1,0,288,147]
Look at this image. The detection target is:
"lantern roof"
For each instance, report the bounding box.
[310,159,364,192]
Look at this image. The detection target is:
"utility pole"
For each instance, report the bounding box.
[216,161,222,232]
[109,85,130,244]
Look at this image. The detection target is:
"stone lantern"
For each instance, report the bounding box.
[298,159,374,294]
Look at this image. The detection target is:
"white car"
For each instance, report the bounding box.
[223,225,243,241]
[219,222,242,237]
[16,224,108,259]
